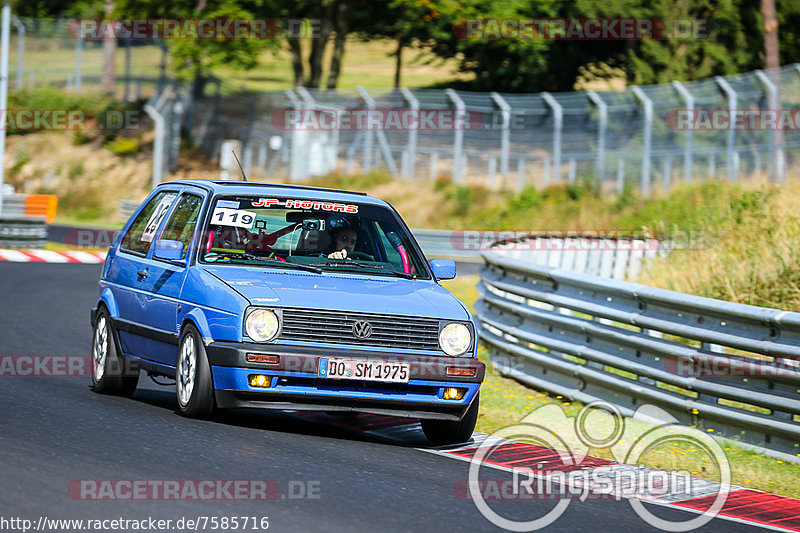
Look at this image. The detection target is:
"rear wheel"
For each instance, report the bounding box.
[421,393,479,445]
[91,309,139,396]
[176,324,216,417]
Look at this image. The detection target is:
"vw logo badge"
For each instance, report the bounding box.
[352,320,372,339]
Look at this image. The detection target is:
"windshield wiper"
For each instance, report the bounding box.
[206,252,323,273]
[319,261,415,279]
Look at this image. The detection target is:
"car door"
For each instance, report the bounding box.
[106,189,180,359]
[135,191,206,366]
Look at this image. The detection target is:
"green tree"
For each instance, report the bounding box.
[114,0,277,97]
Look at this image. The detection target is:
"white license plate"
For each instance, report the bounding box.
[318,358,409,383]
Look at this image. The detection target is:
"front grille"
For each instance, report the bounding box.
[280,308,441,351]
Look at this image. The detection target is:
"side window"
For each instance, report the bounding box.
[120,191,177,255]
[159,194,203,260]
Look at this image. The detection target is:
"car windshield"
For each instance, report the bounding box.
[198,195,430,279]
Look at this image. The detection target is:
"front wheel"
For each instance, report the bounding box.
[91,309,139,396]
[421,393,479,445]
[176,324,216,418]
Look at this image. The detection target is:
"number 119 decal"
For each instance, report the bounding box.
[211,207,256,229]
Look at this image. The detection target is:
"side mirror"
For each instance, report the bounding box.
[430,259,456,280]
[153,239,185,264]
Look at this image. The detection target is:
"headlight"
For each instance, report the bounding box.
[245,309,280,342]
[439,323,471,356]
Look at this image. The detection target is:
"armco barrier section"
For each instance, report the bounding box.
[2,194,58,223]
[0,194,57,249]
[476,250,800,459]
[0,218,48,248]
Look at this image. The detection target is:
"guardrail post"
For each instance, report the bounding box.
[11,16,23,90]
[541,92,562,184]
[491,92,511,185]
[399,88,419,180]
[715,76,738,182]
[586,90,607,185]
[631,87,652,196]
[671,81,694,184]
[446,89,465,183]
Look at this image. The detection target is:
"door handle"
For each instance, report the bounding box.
[137,269,149,279]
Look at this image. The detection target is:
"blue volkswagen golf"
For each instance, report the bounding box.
[91,180,484,444]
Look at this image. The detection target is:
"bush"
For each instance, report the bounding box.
[106,137,141,156]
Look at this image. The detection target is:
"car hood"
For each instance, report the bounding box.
[203,266,469,320]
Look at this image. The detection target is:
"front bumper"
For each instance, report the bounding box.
[207,342,484,421]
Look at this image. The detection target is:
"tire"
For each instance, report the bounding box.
[421,393,479,446]
[91,309,139,396]
[176,324,216,417]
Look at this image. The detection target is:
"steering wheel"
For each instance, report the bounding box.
[348,251,374,261]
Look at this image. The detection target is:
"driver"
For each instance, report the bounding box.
[327,227,358,259]
[323,215,372,260]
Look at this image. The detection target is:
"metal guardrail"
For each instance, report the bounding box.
[476,250,800,460]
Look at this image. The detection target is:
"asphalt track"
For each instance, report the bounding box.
[0,262,770,532]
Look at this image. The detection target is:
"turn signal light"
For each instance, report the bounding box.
[443,387,466,400]
[446,367,476,377]
[248,374,271,388]
[247,353,279,364]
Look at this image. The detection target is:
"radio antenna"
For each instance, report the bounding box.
[232,150,247,181]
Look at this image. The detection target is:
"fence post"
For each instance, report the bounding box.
[663,155,672,191]
[631,87,653,195]
[586,90,607,186]
[399,87,418,180]
[671,81,694,184]
[74,33,83,91]
[356,86,398,176]
[446,88,465,183]
[715,76,738,182]
[123,39,131,101]
[754,70,779,182]
[0,1,9,218]
[285,88,307,181]
[144,102,166,187]
[617,156,624,193]
[541,92,562,184]
[490,91,511,185]
[11,16,22,90]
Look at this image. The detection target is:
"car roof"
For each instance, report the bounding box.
[161,179,390,207]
